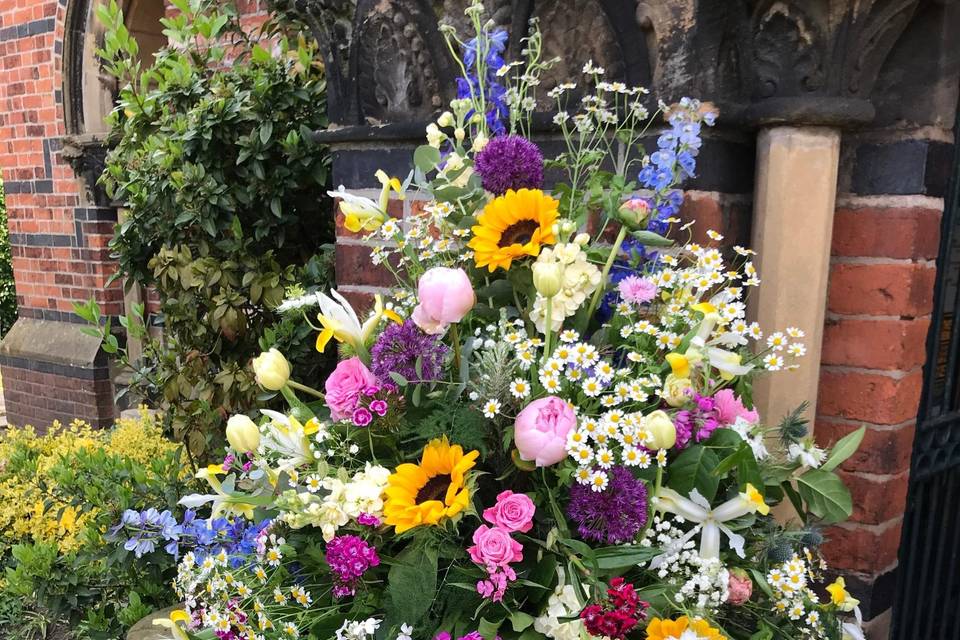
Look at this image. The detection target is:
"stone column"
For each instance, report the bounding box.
[749,126,841,425]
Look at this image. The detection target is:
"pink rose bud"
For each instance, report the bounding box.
[325,357,378,421]
[483,490,536,533]
[467,525,523,568]
[727,568,753,606]
[514,396,577,467]
[411,267,476,335]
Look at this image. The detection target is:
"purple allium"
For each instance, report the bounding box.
[567,466,648,544]
[352,407,373,427]
[370,319,448,383]
[325,534,380,598]
[673,393,721,449]
[474,135,544,195]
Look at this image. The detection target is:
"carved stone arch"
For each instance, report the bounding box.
[869,0,960,127]
[63,0,166,136]
[354,0,451,124]
[750,0,828,99]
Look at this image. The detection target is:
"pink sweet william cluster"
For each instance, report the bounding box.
[580,578,648,640]
[468,490,535,602]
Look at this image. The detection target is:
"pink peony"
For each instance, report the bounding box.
[483,490,535,533]
[713,389,759,426]
[727,569,753,605]
[514,396,577,467]
[411,267,476,335]
[618,275,657,305]
[468,525,523,568]
[325,357,378,421]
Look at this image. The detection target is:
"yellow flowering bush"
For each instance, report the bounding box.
[0,408,191,638]
[0,409,179,554]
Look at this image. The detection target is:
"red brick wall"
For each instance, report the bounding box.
[817,197,942,591]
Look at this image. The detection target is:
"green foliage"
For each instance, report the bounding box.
[94,0,335,456]
[0,182,17,336]
[0,414,191,639]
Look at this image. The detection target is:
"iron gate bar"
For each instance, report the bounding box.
[891,100,960,639]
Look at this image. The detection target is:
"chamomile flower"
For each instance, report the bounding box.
[787,326,806,338]
[572,445,594,465]
[656,449,668,467]
[595,447,615,469]
[575,467,592,485]
[589,470,609,492]
[787,343,807,357]
[305,474,323,493]
[482,399,502,419]
[510,379,531,398]
[542,375,563,393]
[265,547,283,567]
[582,378,603,397]
[767,332,787,350]
[763,354,784,371]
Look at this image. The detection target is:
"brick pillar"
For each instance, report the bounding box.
[815,132,949,628]
[0,0,121,428]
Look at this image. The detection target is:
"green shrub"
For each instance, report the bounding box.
[91,0,335,457]
[0,182,17,336]
[0,412,192,639]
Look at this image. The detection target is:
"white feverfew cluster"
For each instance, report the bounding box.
[767,554,828,638]
[567,410,658,487]
[640,516,729,613]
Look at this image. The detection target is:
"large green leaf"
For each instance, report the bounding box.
[821,426,866,472]
[667,444,720,501]
[414,145,441,173]
[385,540,439,625]
[796,469,853,523]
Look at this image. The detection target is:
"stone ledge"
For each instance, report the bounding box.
[0,317,104,371]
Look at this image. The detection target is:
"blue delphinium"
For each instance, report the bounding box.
[456,29,509,136]
[110,508,271,564]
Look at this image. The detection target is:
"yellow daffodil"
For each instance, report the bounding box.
[328,170,404,233]
[666,304,752,381]
[315,289,402,354]
[827,577,860,612]
[153,610,191,640]
[651,483,769,564]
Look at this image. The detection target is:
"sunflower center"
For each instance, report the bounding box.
[498,219,540,248]
[416,474,452,504]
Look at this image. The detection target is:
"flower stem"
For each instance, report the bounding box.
[450,323,463,372]
[585,225,629,322]
[287,380,325,400]
[543,296,553,360]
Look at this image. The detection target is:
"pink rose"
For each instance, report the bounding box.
[727,569,753,606]
[514,396,576,467]
[483,490,535,533]
[468,525,523,568]
[325,357,377,421]
[411,267,476,335]
[713,389,759,426]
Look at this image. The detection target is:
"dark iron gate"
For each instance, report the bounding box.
[891,124,960,639]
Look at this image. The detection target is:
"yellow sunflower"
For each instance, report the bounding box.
[468,188,559,272]
[383,437,480,533]
[645,616,726,640]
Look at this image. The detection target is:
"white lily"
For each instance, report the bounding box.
[259,410,321,475]
[179,465,256,520]
[315,289,402,354]
[666,304,753,381]
[327,170,404,233]
[650,483,769,567]
[152,610,191,640]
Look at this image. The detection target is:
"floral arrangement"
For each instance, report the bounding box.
[116,5,867,640]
